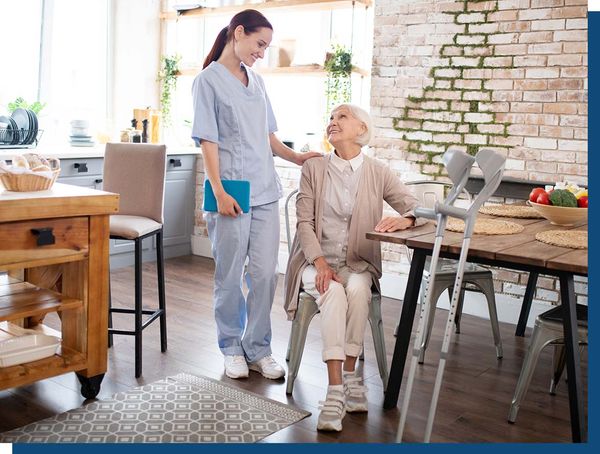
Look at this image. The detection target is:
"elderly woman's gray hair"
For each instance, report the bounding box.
[332,103,373,147]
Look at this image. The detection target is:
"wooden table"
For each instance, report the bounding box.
[0,183,118,397]
[367,215,587,442]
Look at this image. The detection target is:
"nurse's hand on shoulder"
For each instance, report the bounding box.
[374,216,415,232]
[295,151,322,166]
[216,193,242,217]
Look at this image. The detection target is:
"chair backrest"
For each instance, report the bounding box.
[284,189,299,254]
[406,181,472,210]
[103,143,167,223]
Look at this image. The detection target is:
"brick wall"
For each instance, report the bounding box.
[371,0,588,305]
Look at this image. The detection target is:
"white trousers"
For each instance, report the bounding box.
[302,265,372,362]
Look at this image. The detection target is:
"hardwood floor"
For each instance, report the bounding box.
[0,255,587,442]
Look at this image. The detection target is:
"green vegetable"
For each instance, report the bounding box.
[549,189,577,207]
[7,97,46,115]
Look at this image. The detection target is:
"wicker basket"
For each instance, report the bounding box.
[0,169,60,192]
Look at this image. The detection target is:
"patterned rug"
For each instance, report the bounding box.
[0,373,310,443]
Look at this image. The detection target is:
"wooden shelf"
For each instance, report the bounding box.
[160,0,372,20]
[177,64,370,77]
[0,278,83,323]
[0,344,86,390]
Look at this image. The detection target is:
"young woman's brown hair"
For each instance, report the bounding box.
[203,9,273,69]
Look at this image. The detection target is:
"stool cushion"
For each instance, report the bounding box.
[110,215,162,240]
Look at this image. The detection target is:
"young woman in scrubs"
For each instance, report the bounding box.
[191,9,320,380]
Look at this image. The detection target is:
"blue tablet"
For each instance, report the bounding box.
[203,179,251,213]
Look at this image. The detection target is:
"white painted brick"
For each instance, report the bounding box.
[464,112,494,123]
[405,131,433,141]
[531,19,566,31]
[505,159,526,170]
[558,140,587,151]
[456,34,486,45]
[525,67,561,78]
[457,12,486,23]
[524,137,558,149]
[451,56,481,67]
[566,18,587,29]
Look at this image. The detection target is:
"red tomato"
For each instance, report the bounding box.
[577,196,588,208]
[529,187,546,202]
[536,192,551,205]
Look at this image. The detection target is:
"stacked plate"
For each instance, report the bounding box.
[0,108,39,146]
[70,120,95,147]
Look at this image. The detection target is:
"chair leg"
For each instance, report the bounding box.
[550,344,566,395]
[477,276,503,359]
[368,293,388,390]
[134,238,143,378]
[156,230,167,352]
[508,321,557,423]
[108,269,113,348]
[418,279,448,364]
[453,284,467,334]
[286,294,319,395]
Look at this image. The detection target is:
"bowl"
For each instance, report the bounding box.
[528,200,588,226]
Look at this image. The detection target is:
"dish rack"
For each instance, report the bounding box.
[0,128,44,149]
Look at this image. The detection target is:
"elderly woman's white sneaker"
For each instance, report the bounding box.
[248,355,285,379]
[343,371,368,413]
[317,386,346,432]
[224,355,249,379]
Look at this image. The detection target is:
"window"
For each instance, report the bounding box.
[0,0,109,146]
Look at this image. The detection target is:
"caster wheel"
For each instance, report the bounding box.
[76,373,105,399]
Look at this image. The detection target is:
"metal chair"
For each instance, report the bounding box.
[508,304,588,423]
[283,189,388,395]
[104,143,168,378]
[405,181,503,363]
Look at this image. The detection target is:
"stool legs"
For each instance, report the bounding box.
[368,292,388,390]
[108,274,113,348]
[508,320,556,423]
[478,277,503,359]
[157,230,167,352]
[134,237,143,378]
[286,294,319,395]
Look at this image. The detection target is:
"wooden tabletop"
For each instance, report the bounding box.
[0,183,119,223]
[367,214,588,276]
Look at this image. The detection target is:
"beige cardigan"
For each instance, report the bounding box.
[283,154,424,320]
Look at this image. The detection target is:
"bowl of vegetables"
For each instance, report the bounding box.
[527,183,588,226]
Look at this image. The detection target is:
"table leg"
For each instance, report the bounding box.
[384,250,426,409]
[559,273,586,443]
[515,271,538,337]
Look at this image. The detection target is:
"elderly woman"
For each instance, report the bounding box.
[284,104,424,432]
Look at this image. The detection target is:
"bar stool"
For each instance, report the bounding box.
[104,142,168,378]
[283,189,388,395]
[508,304,588,423]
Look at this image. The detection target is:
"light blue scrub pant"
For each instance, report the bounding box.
[205,201,279,363]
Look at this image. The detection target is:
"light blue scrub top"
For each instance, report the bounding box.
[191,61,283,207]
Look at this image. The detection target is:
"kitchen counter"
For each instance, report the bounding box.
[0,144,201,160]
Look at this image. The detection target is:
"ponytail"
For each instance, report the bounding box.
[203,27,229,69]
[202,9,273,70]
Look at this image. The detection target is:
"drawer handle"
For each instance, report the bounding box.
[95,178,103,184]
[74,162,88,173]
[170,158,182,167]
[31,228,55,246]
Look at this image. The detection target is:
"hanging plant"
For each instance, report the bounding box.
[324,45,352,115]
[157,54,181,126]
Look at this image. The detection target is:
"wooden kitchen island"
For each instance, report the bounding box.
[0,183,119,398]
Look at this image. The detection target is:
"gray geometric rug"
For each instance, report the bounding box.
[0,373,311,443]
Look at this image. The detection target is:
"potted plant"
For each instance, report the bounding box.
[7,97,46,115]
[324,44,352,115]
[157,54,181,126]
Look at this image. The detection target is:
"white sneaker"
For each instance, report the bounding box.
[248,355,286,379]
[343,371,368,413]
[224,355,249,379]
[317,387,346,432]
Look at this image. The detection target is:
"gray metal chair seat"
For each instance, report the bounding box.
[283,189,388,395]
[508,304,588,423]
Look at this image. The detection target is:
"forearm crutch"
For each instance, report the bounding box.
[397,148,506,443]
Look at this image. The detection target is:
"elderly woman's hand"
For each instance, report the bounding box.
[375,216,415,232]
[314,257,341,295]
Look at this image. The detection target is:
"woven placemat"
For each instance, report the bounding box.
[535,230,588,249]
[479,204,543,219]
[445,218,525,235]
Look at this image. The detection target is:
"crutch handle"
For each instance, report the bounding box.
[437,203,468,220]
[414,206,437,220]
